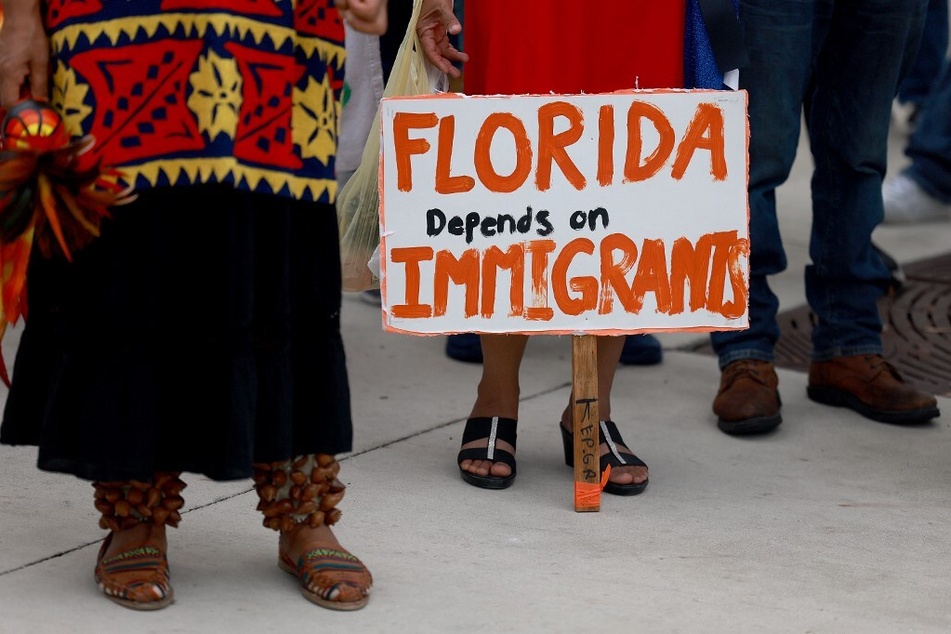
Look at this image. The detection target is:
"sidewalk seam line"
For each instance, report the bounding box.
[0,383,571,576]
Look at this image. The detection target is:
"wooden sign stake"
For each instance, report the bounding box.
[572,334,600,512]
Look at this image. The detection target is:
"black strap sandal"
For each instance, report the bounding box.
[457,417,517,489]
[560,420,648,496]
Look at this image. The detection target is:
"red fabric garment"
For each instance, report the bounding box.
[462,0,686,95]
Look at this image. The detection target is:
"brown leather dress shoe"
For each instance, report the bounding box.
[807,354,940,424]
[712,360,782,435]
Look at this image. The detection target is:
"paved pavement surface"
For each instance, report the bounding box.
[1,120,950,634]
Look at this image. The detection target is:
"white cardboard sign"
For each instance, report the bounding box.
[378,90,749,336]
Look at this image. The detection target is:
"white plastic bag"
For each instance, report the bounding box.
[336,0,448,291]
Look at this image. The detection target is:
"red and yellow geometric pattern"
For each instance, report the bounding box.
[46,0,346,203]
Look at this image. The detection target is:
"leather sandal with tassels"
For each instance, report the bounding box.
[560,420,648,496]
[91,472,185,610]
[254,454,373,611]
[457,416,518,489]
[95,531,173,610]
[278,543,372,611]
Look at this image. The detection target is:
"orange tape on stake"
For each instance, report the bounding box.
[573,465,611,510]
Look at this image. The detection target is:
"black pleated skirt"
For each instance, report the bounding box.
[0,184,352,482]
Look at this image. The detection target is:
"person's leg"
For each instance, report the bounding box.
[559,336,648,491]
[457,333,528,481]
[710,0,815,366]
[555,336,627,427]
[896,0,949,107]
[805,0,939,423]
[709,0,815,434]
[902,58,951,204]
[449,332,664,366]
[468,334,527,421]
[445,332,484,362]
[618,333,663,365]
[806,0,926,359]
[254,454,372,611]
[883,58,951,223]
[92,472,186,610]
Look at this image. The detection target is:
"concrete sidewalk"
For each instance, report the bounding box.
[2,125,950,633]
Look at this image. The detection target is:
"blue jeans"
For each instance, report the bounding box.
[903,58,951,203]
[898,0,949,105]
[712,0,928,368]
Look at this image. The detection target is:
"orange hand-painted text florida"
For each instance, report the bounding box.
[391,99,727,194]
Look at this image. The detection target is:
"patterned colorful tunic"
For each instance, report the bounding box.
[45,0,346,203]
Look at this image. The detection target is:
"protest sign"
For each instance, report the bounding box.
[378,90,749,336]
[378,89,748,511]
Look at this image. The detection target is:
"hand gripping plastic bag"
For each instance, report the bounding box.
[336,0,448,291]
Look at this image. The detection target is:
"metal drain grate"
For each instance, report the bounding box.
[692,253,951,397]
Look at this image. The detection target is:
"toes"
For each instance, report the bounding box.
[330,581,370,604]
[610,471,632,485]
[459,438,516,479]
[460,459,511,478]
[609,465,647,485]
[489,461,512,478]
[461,459,489,476]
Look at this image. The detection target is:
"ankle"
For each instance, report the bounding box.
[106,523,166,555]
[280,523,340,560]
